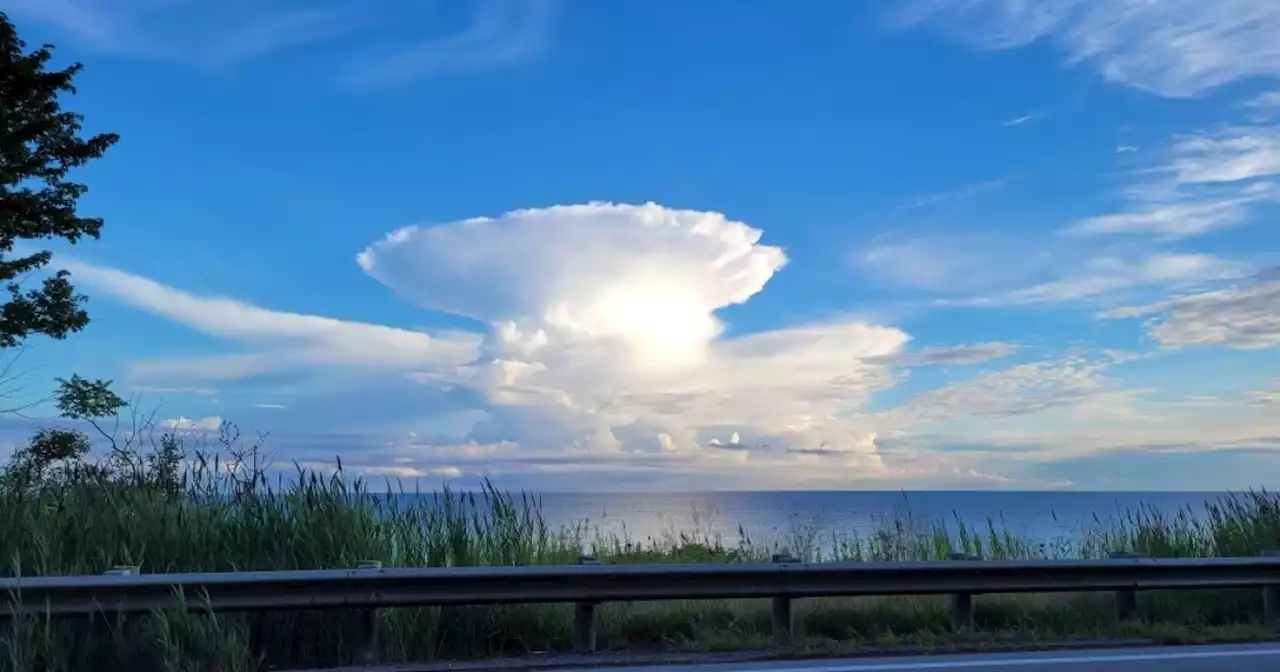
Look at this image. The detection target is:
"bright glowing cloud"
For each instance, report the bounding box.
[358,202,907,462]
[162,416,223,431]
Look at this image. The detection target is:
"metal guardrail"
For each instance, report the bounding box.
[5,552,1280,657]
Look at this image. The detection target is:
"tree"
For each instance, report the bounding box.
[1,11,118,349]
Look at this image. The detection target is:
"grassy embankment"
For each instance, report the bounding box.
[2,441,1279,672]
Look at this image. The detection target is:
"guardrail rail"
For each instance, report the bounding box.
[6,551,1280,659]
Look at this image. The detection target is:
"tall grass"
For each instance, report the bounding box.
[1,434,1278,671]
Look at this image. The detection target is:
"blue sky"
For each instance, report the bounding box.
[3,0,1279,491]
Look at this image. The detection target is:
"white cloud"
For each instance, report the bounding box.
[79,197,1277,489]
[358,202,787,370]
[359,202,908,462]
[352,464,463,479]
[80,203,914,475]
[65,260,482,381]
[162,416,223,431]
[1102,273,1280,348]
[894,0,1280,97]
[946,253,1244,307]
[252,403,288,410]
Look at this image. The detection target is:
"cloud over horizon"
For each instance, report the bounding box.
[15,1,1280,491]
[63,197,1280,490]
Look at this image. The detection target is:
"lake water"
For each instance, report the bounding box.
[527,491,1232,556]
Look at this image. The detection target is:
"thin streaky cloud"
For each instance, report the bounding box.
[893,0,1280,98]
[200,6,371,67]
[939,253,1246,308]
[896,177,1011,213]
[62,259,482,381]
[1066,125,1280,239]
[1000,113,1038,127]
[2,0,136,51]
[1242,91,1280,111]
[344,0,556,86]
[5,0,552,81]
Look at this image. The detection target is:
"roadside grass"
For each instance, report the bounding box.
[1,442,1279,671]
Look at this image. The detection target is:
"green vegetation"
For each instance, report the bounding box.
[1,11,118,352]
[1,424,1279,672]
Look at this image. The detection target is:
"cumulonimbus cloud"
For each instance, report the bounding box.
[358,202,910,462]
[63,198,1280,487]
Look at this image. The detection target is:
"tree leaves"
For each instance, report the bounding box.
[0,12,118,348]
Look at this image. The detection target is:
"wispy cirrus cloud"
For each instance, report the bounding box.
[892,0,1280,98]
[855,229,1048,295]
[4,0,554,82]
[1000,112,1042,127]
[344,0,555,86]
[64,260,483,381]
[1067,198,1260,238]
[4,0,369,63]
[861,233,1243,308]
[945,253,1245,307]
[1067,125,1280,239]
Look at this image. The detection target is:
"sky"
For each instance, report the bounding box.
[2,0,1279,492]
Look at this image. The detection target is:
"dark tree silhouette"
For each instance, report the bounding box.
[1,11,118,349]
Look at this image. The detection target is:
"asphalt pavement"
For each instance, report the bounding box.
[556,643,1280,672]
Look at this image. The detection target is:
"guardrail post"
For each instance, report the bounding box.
[771,552,798,642]
[574,555,600,653]
[947,553,980,630]
[354,560,382,664]
[103,566,139,641]
[1108,552,1143,620]
[1262,551,1280,624]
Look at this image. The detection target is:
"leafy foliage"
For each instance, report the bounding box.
[53,373,126,419]
[0,11,118,349]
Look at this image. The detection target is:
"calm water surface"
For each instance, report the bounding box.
[521,491,1232,553]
